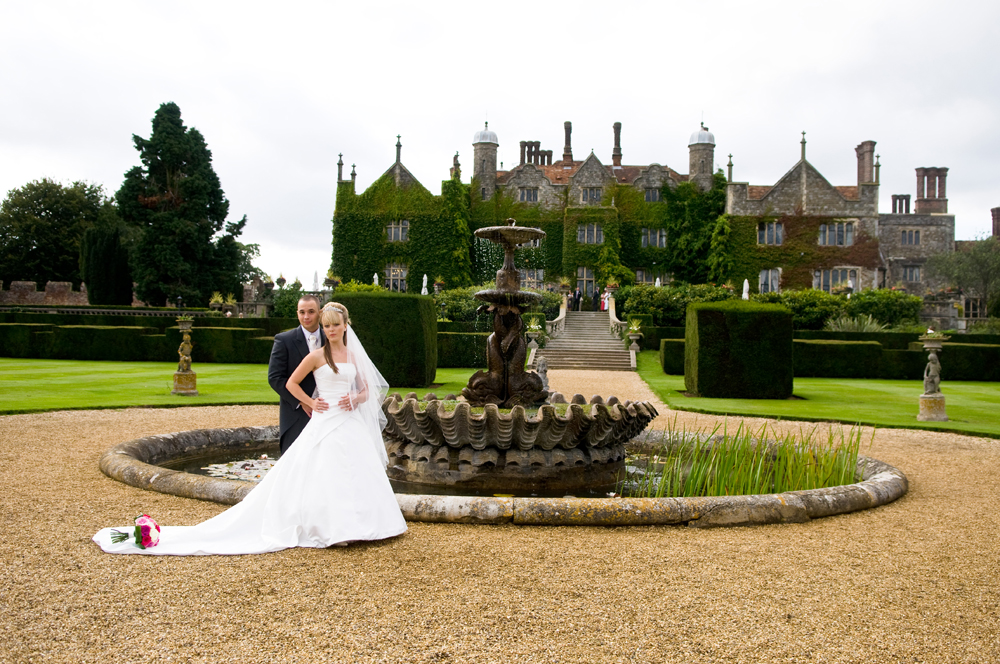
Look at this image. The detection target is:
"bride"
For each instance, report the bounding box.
[92,302,407,555]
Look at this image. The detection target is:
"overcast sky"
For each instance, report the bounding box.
[2,1,997,285]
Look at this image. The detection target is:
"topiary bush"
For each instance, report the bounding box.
[437,332,488,368]
[332,292,437,387]
[659,338,685,375]
[684,300,794,398]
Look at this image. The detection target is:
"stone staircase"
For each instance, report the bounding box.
[532,311,633,371]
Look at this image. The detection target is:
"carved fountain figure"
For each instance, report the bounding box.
[462,220,549,408]
[381,219,659,494]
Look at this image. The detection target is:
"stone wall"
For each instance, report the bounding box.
[0,281,89,306]
[877,213,955,292]
[567,155,614,206]
[502,164,566,211]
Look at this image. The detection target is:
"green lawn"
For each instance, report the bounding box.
[0,359,476,415]
[636,351,1000,439]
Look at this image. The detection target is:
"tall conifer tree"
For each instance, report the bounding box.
[119,102,251,306]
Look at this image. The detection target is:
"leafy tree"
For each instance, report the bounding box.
[927,236,1000,315]
[271,282,304,318]
[659,171,727,284]
[0,178,110,288]
[118,102,255,306]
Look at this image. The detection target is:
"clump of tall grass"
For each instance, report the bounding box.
[623,420,870,498]
[824,313,888,332]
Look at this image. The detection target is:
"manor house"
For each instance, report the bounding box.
[333,119,975,303]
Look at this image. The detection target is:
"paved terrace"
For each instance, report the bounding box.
[1,370,997,663]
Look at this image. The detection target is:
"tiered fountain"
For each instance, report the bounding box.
[381,220,659,495]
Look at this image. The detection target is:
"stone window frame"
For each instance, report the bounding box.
[644,188,661,202]
[577,223,604,245]
[759,267,781,294]
[581,187,602,204]
[520,268,545,290]
[965,297,987,319]
[519,187,539,203]
[902,265,921,283]
[813,266,858,293]
[901,229,921,246]
[386,219,409,243]
[481,187,487,201]
[818,221,855,247]
[577,266,596,296]
[384,263,408,292]
[641,228,667,248]
[757,221,783,246]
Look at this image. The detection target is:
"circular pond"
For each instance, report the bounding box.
[99,425,909,527]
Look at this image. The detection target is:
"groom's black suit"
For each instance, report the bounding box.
[268,326,326,453]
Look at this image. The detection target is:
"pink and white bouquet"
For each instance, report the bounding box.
[110,514,161,549]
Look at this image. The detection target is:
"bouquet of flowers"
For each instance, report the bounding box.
[110,515,161,549]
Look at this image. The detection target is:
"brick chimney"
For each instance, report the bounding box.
[563,121,573,163]
[992,207,1000,237]
[612,122,622,168]
[915,167,949,213]
[855,140,876,185]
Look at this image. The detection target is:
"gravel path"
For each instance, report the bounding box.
[1,371,998,663]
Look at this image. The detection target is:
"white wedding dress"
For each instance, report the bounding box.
[93,363,407,555]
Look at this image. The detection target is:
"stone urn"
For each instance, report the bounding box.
[627,333,643,351]
[209,302,222,311]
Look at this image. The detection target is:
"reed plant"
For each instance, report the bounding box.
[623,419,870,498]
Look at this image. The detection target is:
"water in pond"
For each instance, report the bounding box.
[160,445,627,498]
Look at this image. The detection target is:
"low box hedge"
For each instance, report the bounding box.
[46,326,160,362]
[878,349,925,380]
[793,340,883,378]
[905,342,1000,381]
[684,301,794,399]
[438,332,488,369]
[793,330,920,350]
[659,339,685,375]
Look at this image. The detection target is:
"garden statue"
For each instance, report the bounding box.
[742,279,750,300]
[421,274,428,295]
[536,356,549,392]
[373,273,379,286]
[654,277,661,287]
[923,351,941,395]
[172,319,198,396]
[917,332,949,422]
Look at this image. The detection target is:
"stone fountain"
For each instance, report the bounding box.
[381,219,659,495]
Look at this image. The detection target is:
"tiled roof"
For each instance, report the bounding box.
[747,186,772,200]
[496,161,686,186]
[835,186,859,201]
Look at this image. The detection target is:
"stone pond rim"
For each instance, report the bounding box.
[97,425,909,528]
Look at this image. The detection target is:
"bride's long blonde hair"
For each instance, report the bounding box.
[320,302,350,373]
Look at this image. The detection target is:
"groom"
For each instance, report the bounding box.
[268,294,325,453]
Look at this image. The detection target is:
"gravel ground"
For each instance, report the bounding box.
[1,371,998,663]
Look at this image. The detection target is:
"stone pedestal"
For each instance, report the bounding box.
[172,371,199,396]
[917,393,947,422]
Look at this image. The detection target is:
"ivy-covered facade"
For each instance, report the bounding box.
[331,123,958,298]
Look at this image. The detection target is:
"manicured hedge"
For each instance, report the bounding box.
[794,330,920,350]
[906,342,1000,382]
[793,340,883,378]
[438,332,488,368]
[878,350,925,380]
[659,339,685,375]
[331,292,437,387]
[438,321,481,333]
[638,326,685,351]
[44,326,159,362]
[0,323,54,357]
[0,311,297,337]
[684,301,794,399]
[162,327,267,364]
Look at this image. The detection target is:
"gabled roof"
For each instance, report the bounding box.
[380,161,423,190]
[745,160,858,203]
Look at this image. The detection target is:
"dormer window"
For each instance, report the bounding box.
[582,187,602,204]
[387,220,409,243]
[645,188,661,202]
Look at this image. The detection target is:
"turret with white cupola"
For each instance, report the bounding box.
[688,122,716,191]
[472,122,499,201]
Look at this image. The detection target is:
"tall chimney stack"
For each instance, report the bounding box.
[992,207,1000,237]
[519,141,526,166]
[563,121,573,163]
[855,140,876,185]
[612,122,622,168]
